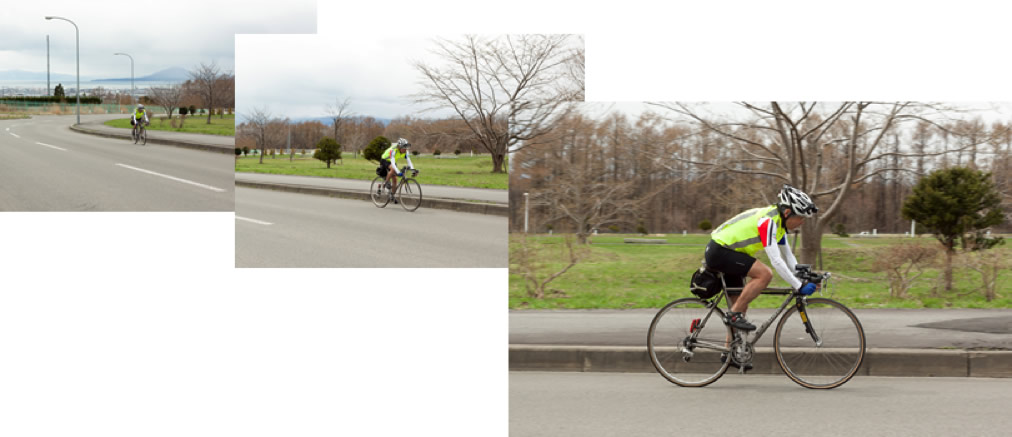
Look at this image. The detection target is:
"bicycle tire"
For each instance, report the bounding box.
[370,177,390,208]
[774,297,866,389]
[132,128,139,144]
[397,178,422,212]
[140,127,147,145]
[647,298,732,387]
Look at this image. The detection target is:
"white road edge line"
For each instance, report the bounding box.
[235,216,273,225]
[115,163,227,193]
[9,132,20,138]
[35,142,68,151]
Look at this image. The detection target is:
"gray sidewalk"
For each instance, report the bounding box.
[70,114,234,155]
[510,308,1012,377]
[235,172,508,216]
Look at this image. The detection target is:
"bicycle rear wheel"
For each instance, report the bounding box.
[397,178,422,211]
[774,297,865,389]
[647,298,732,387]
[370,177,390,208]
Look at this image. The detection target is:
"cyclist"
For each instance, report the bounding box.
[381,138,417,203]
[131,104,149,136]
[705,185,820,331]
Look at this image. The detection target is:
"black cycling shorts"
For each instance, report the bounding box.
[703,240,754,293]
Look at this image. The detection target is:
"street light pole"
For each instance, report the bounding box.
[46,35,50,96]
[524,192,530,233]
[45,16,80,125]
[113,52,134,106]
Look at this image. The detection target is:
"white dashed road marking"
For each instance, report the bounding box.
[115,163,227,193]
[35,142,67,151]
[235,216,274,225]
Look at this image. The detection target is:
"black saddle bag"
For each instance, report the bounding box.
[690,268,722,299]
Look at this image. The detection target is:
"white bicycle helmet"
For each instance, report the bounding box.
[778,185,818,217]
[137,104,144,109]
[397,138,410,148]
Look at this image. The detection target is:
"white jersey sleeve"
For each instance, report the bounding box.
[759,217,803,290]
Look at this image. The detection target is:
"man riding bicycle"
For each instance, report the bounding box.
[130,104,149,136]
[381,138,417,203]
[705,185,820,331]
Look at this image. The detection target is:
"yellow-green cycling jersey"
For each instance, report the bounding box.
[710,205,786,257]
[133,109,148,123]
[382,145,414,173]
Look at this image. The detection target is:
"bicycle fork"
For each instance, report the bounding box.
[796,300,822,347]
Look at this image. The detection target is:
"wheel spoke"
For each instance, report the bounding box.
[774,298,865,389]
[647,298,731,387]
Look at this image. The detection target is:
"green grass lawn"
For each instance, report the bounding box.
[509,233,1012,309]
[105,114,235,136]
[235,154,508,190]
[0,113,31,120]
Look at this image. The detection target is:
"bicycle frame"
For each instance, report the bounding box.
[688,272,832,354]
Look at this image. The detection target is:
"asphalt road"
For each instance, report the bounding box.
[510,372,1012,436]
[0,115,233,211]
[235,186,507,267]
[236,172,507,204]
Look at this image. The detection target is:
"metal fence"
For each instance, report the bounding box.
[0,101,135,115]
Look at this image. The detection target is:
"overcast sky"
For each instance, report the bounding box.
[0,0,316,79]
[236,33,461,121]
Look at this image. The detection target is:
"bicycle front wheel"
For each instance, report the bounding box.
[140,128,147,145]
[397,178,422,212]
[370,177,390,208]
[647,298,732,387]
[132,128,139,144]
[774,297,865,389]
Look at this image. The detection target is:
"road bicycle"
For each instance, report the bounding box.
[370,169,422,211]
[131,121,147,145]
[647,264,865,389]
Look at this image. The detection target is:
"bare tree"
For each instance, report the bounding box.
[148,84,184,120]
[242,106,273,164]
[189,61,226,125]
[649,102,999,264]
[511,234,587,299]
[414,34,583,173]
[564,36,585,101]
[325,97,353,145]
[217,73,235,119]
[523,111,669,243]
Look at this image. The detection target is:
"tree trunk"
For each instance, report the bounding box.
[491,153,505,173]
[944,246,954,292]
[799,219,825,266]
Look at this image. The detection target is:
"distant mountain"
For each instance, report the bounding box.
[0,69,82,81]
[94,67,191,82]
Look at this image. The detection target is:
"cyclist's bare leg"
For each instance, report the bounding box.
[388,165,399,193]
[729,260,772,314]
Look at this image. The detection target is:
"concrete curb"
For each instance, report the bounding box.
[69,124,234,155]
[509,345,1012,378]
[235,180,509,217]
